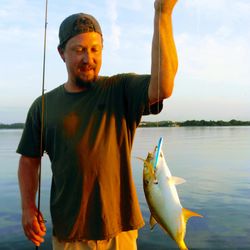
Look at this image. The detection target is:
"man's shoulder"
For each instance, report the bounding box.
[98,73,140,86]
[100,73,137,80]
[45,84,64,97]
[29,85,63,109]
[110,73,138,79]
[110,73,150,81]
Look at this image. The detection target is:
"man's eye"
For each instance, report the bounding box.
[74,47,83,52]
[92,47,100,53]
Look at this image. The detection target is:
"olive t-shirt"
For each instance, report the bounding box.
[17,73,163,240]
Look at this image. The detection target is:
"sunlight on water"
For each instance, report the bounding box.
[0,127,250,249]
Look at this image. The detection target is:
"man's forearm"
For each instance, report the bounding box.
[18,156,40,210]
[149,0,178,103]
[18,155,46,246]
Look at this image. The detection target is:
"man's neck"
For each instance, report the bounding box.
[64,81,88,93]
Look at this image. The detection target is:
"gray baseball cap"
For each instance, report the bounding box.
[58,13,102,48]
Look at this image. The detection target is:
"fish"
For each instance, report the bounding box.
[139,137,203,250]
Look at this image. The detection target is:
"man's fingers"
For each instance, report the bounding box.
[154,0,178,13]
[28,228,45,246]
[21,208,47,246]
[24,225,44,246]
[40,222,47,232]
[38,213,47,232]
[23,216,46,246]
[33,216,46,236]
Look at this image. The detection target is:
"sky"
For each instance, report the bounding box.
[0,0,250,123]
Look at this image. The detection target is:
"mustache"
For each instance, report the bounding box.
[79,63,95,71]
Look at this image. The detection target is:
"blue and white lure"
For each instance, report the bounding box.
[153,136,163,170]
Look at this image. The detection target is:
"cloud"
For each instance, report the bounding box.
[0,0,46,46]
[0,0,43,25]
[234,1,250,15]
[118,0,143,11]
[0,9,8,18]
[185,0,250,21]
[177,32,250,88]
[105,0,121,50]
[185,0,227,11]
[1,0,250,122]
[175,0,250,93]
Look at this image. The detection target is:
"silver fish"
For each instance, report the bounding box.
[139,139,203,250]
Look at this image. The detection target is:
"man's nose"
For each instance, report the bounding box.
[82,51,92,64]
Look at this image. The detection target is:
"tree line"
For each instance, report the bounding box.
[1,120,250,129]
[139,119,250,127]
[0,123,25,129]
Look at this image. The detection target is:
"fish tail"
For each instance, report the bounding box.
[178,240,188,250]
[182,207,203,224]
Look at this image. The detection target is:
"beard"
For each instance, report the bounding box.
[75,75,97,90]
[74,63,99,89]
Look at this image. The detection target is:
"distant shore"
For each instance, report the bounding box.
[0,123,25,129]
[139,119,250,127]
[1,120,250,129]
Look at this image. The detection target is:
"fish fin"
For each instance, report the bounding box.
[149,215,157,231]
[136,157,146,163]
[182,207,203,224]
[168,176,186,185]
[136,157,151,168]
[136,157,152,168]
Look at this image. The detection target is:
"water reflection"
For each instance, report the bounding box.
[0,127,250,249]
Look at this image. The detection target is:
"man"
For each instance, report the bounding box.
[17,0,178,249]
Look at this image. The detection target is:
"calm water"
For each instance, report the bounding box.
[0,127,250,249]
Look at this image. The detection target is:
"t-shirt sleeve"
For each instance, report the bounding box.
[123,73,163,126]
[16,97,43,157]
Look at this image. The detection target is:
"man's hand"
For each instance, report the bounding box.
[22,206,46,246]
[154,0,178,14]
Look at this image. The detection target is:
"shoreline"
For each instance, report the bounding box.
[1,119,250,129]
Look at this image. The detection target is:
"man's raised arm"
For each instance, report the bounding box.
[148,0,178,104]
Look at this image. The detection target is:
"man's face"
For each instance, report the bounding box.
[59,32,103,87]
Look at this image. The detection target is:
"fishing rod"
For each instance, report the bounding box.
[36,0,48,249]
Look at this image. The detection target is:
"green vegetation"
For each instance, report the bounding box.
[139,119,250,127]
[0,123,25,129]
[1,120,250,129]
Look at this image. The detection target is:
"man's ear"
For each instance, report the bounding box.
[58,47,65,62]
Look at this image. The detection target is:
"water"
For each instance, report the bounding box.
[0,127,250,249]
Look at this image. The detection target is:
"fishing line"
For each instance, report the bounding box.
[157,1,161,122]
[153,1,162,169]
[36,0,48,249]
